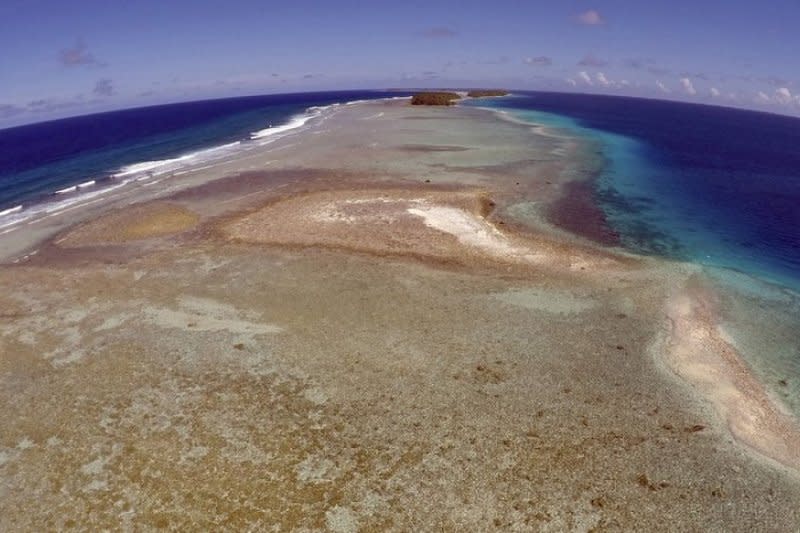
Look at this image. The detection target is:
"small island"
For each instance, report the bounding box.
[466,89,510,97]
[410,91,461,105]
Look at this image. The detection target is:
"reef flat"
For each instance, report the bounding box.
[1,99,798,531]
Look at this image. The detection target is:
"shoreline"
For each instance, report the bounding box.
[0,98,388,264]
[2,97,799,528]
[0,95,410,256]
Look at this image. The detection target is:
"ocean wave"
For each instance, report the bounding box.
[112,141,241,179]
[0,179,131,232]
[250,113,315,140]
[43,181,128,215]
[53,179,96,196]
[249,102,345,142]
[55,185,77,195]
[0,205,22,217]
[0,95,388,238]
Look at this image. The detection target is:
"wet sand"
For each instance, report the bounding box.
[1,99,799,531]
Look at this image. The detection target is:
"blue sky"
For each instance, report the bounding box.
[2,0,800,127]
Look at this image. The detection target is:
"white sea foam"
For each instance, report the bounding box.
[0,180,131,232]
[43,182,128,215]
[0,205,22,217]
[250,113,315,140]
[0,96,387,238]
[113,155,193,178]
[0,207,26,232]
[249,102,345,143]
[0,137,246,230]
[113,142,241,179]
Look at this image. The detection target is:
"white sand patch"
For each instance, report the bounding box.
[18,330,36,345]
[296,455,336,483]
[81,456,108,476]
[16,437,34,450]
[312,197,404,225]
[143,305,281,337]
[173,255,232,275]
[179,295,261,321]
[325,505,359,533]
[1,438,35,466]
[41,325,87,366]
[358,490,388,516]
[180,446,209,462]
[568,257,592,271]
[94,313,132,332]
[51,349,87,367]
[407,204,507,251]
[344,197,395,205]
[408,203,539,262]
[495,288,596,315]
[84,479,108,492]
[303,386,328,405]
[60,308,89,324]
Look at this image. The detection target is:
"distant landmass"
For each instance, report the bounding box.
[466,89,509,97]
[410,90,509,106]
[410,92,461,105]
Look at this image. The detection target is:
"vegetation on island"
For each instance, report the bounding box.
[466,89,509,97]
[410,92,462,106]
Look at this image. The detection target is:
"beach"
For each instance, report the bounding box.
[1,98,799,531]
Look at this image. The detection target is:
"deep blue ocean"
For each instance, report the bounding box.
[467,92,800,291]
[0,90,407,220]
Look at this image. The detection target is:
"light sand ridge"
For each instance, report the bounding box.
[662,283,800,471]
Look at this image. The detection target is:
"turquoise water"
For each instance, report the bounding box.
[469,97,800,294]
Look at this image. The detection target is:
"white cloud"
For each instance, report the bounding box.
[680,77,696,96]
[577,10,605,25]
[775,87,792,104]
[755,91,771,104]
[524,56,553,66]
[596,72,610,87]
[565,78,577,86]
[578,71,593,86]
[59,39,104,67]
[578,53,608,67]
[656,80,670,93]
[619,80,630,87]
[709,87,720,97]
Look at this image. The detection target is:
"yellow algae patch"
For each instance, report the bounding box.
[58,202,198,246]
